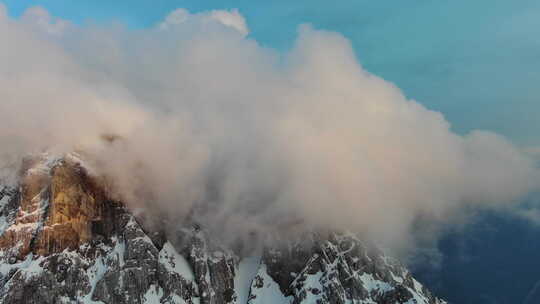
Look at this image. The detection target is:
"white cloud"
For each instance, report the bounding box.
[158,8,190,30]
[208,9,249,36]
[159,8,249,36]
[21,6,70,35]
[524,146,540,157]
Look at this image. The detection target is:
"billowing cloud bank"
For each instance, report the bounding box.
[0,5,538,255]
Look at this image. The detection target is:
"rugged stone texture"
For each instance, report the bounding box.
[0,154,116,259]
[0,154,446,304]
[181,229,237,304]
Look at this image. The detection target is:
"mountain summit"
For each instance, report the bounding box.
[0,154,445,304]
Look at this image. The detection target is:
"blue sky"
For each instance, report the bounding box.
[3,0,540,146]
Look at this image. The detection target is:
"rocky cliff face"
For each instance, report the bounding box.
[0,154,446,304]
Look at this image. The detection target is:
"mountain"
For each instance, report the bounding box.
[0,153,446,304]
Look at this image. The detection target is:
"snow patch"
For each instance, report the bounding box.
[298,271,325,303]
[159,241,195,282]
[249,263,292,304]
[234,256,261,304]
[359,273,393,293]
[143,284,164,303]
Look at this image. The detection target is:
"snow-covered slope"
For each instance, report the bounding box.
[0,155,445,304]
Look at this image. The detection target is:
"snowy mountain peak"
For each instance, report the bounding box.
[0,155,445,303]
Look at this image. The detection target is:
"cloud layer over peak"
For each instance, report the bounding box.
[0,5,538,257]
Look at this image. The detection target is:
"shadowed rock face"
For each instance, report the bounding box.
[0,154,446,304]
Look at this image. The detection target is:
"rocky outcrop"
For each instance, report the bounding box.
[0,154,117,260]
[0,154,446,304]
[248,233,444,304]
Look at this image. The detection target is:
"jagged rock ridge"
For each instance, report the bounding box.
[0,154,446,304]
